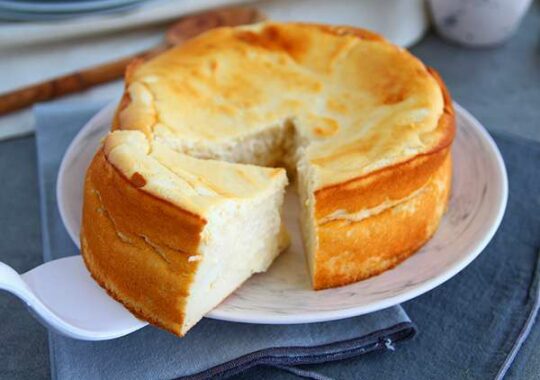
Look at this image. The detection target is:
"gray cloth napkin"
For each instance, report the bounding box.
[34,100,416,380]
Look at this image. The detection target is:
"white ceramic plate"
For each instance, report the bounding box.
[0,0,145,13]
[57,102,507,324]
[0,0,144,21]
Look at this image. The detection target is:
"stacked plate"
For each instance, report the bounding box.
[0,0,148,21]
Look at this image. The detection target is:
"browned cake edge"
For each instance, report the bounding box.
[81,150,206,336]
[312,152,452,289]
[311,67,455,290]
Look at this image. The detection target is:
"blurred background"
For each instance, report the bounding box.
[0,0,535,140]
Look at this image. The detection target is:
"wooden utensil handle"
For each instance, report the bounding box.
[0,46,165,116]
[0,6,264,117]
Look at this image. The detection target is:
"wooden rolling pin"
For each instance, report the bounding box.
[0,7,264,116]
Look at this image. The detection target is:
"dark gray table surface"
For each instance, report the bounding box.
[0,5,538,379]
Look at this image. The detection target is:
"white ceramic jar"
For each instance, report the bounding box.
[256,0,429,47]
[429,0,533,47]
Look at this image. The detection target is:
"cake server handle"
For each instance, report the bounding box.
[0,259,91,339]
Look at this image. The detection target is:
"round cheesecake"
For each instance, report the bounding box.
[81,22,455,336]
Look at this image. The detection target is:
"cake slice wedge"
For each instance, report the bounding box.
[81,130,289,336]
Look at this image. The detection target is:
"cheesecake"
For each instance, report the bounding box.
[81,22,455,335]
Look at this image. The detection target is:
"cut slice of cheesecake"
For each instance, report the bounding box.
[81,130,288,335]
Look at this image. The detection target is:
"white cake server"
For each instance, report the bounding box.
[0,255,147,341]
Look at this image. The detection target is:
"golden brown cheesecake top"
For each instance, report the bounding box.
[103,130,287,216]
[106,22,450,215]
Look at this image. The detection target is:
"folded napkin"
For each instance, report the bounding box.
[35,100,416,379]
